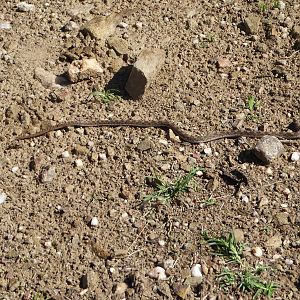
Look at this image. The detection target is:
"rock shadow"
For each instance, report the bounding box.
[238,149,266,165]
[104,65,133,99]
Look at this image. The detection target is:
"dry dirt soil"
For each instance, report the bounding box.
[0,0,300,299]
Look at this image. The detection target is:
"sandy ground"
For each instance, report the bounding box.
[0,0,300,299]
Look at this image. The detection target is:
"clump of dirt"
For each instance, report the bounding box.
[0,0,299,299]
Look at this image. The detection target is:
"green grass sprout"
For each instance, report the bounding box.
[218,267,237,289]
[90,89,121,103]
[144,167,203,203]
[206,232,244,264]
[239,267,278,298]
[201,197,217,207]
[258,2,268,13]
[246,95,260,112]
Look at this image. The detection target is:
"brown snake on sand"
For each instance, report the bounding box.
[16,119,300,144]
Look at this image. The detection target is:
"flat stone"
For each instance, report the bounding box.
[253,136,284,164]
[125,48,165,99]
[34,67,62,89]
[244,15,261,35]
[265,234,282,248]
[217,57,231,68]
[16,2,35,12]
[73,145,89,155]
[232,228,244,243]
[113,282,128,295]
[81,10,133,41]
[275,212,289,226]
[184,276,203,287]
[172,283,191,299]
[40,166,56,183]
[108,57,124,73]
[107,36,129,55]
[157,282,172,298]
[67,58,103,83]
[136,139,152,151]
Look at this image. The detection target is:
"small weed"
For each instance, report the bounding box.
[239,267,277,298]
[200,34,215,48]
[258,2,268,13]
[261,226,271,234]
[245,95,260,121]
[218,267,237,289]
[207,34,215,42]
[201,197,217,207]
[246,95,260,112]
[273,0,280,9]
[89,89,121,103]
[144,167,203,203]
[32,291,49,300]
[205,232,244,264]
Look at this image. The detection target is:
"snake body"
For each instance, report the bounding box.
[16,119,300,143]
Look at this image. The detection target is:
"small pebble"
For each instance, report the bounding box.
[159,139,168,146]
[192,38,199,45]
[99,153,107,160]
[217,57,231,68]
[61,151,70,158]
[114,282,128,295]
[40,166,56,183]
[0,22,12,30]
[290,152,300,162]
[76,128,85,135]
[273,254,282,260]
[16,2,35,12]
[148,266,167,280]
[121,212,128,219]
[278,0,286,10]
[174,221,180,227]
[196,170,203,176]
[252,246,263,257]
[55,130,63,137]
[240,194,249,203]
[203,147,212,156]
[90,217,99,227]
[0,192,7,204]
[118,22,128,28]
[44,241,52,248]
[158,239,165,246]
[191,264,202,277]
[87,141,94,148]
[135,21,143,29]
[285,258,293,266]
[161,163,171,171]
[283,188,291,196]
[75,159,83,167]
[163,258,175,269]
[56,205,64,213]
[11,166,19,173]
[259,197,269,207]
[266,167,273,175]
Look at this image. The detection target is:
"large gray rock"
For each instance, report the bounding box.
[253,135,284,164]
[125,48,165,99]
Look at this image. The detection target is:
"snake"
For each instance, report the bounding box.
[16,119,300,144]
